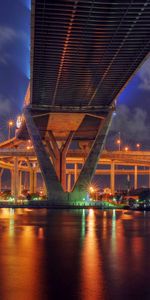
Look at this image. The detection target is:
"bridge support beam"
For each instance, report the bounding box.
[70,110,113,202]
[19,171,22,195]
[110,161,115,195]
[134,165,138,189]
[46,131,74,191]
[74,163,78,184]
[67,174,71,192]
[34,171,37,193]
[11,170,14,196]
[30,170,34,194]
[24,108,66,203]
[13,157,19,202]
[0,169,3,193]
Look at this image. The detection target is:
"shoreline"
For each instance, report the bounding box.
[0,200,128,209]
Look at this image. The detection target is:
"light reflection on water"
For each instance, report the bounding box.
[0,209,150,300]
[81,209,104,300]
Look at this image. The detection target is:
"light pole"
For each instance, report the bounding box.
[116,132,121,151]
[8,121,14,139]
[116,139,121,151]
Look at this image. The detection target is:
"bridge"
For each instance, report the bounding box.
[14,0,150,203]
[0,136,150,199]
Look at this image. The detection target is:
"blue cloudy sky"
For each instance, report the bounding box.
[0,0,150,148]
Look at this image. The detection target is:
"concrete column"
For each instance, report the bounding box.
[14,156,19,202]
[59,132,74,191]
[72,110,113,201]
[11,170,14,195]
[47,133,60,179]
[110,161,115,195]
[19,171,22,195]
[67,174,71,192]
[24,108,64,203]
[48,130,74,192]
[74,163,78,183]
[43,180,47,195]
[134,165,138,189]
[34,171,37,193]
[60,152,66,191]
[0,174,2,193]
[0,169,3,193]
[30,169,34,194]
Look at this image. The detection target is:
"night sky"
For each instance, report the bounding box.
[0,0,150,149]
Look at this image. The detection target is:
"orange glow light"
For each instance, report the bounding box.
[125,146,129,151]
[89,186,94,193]
[117,139,121,144]
[8,121,14,127]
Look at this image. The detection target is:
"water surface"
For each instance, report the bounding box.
[0,208,150,300]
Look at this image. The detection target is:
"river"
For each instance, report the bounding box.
[0,208,150,300]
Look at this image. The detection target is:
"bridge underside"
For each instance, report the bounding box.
[17,0,150,204]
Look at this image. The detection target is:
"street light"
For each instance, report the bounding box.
[8,120,14,139]
[116,139,121,151]
[125,146,129,152]
[116,132,121,151]
[136,143,141,150]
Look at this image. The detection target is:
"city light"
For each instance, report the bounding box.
[136,143,141,150]
[8,120,14,139]
[116,139,121,151]
[117,139,121,144]
[125,146,129,151]
[116,132,121,151]
[8,121,13,127]
[89,186,95,193]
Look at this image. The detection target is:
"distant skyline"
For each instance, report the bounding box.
[0,0,150,148]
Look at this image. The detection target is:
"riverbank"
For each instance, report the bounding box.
[0,200,126,209]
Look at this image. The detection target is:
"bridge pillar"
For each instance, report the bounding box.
[43,180,47,195]
[110,161,115,195]
[11,170,14,195]
[24,108,66,203]
[67,174,71,192]
[19,171,22,195]
[70,110,113,201]
[13,157,19,202]
[30,170,34,194]
[74,163,78,183]
[134,165,138,189]
[47,131,74,191]
[34,171,37,193]
[0,169,3,193]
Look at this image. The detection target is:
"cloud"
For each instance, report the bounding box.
[0,26,17,49]
[0,26,28,65]
[138,57,150,91]
[109,104,150,142]
[0,95,12,114]
[0,26,17,65]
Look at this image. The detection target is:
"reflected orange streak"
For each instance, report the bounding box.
[0,214,48,300]
[81,209,104,300]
